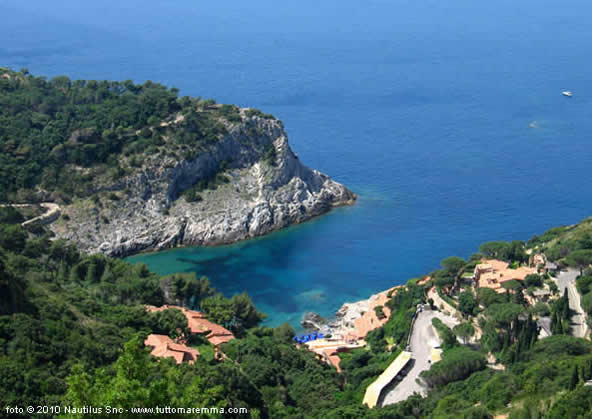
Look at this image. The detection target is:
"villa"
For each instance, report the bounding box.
[144,334,200,364]
[145,305,235,346]
[474,259,536,293]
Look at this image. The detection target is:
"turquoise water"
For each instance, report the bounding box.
[4,0,592,326]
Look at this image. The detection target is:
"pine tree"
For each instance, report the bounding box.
[551,311,561,335]
[502,331,510,351]
[100,266,115,283]
[513,289,526,306]
[562,289,571,321]
[57,261,69,283]
[85,262,97,283]
[586,359,592,380]
[570,365,579,390]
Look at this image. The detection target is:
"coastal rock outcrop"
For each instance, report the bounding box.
[301,312,329,331]
[50,109,356,256]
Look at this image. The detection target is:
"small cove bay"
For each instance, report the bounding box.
[4,0,592,326]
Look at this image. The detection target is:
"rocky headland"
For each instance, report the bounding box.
[49,108,356,257]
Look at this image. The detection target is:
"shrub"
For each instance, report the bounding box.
[245,108,275,119]
[478,288,505,308]
[218,104,242,123]
[432,318,457,349]
[525,274,543,288]
[458,290,476,316]
[140,127,152,138]
[374,305,386,320]
[262,144,277,166]
[421,347,486,388]
[577,274,592,295]
[532,301,551,317]
[0,207,24,224]
[184,189,203,203]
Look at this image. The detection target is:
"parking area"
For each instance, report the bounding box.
[380,308,458,406]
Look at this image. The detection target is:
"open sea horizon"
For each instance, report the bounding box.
[3,0,592,327]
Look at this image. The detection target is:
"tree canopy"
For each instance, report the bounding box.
[0,68,267,202]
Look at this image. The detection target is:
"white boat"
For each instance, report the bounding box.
[562,91,573,97]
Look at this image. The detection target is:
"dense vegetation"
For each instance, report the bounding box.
[528,219,592,322]
[530,217,592,266]
[3,67,592,417]
[3,206,592,417]
[0,209,268,410]
[0,68,277,202]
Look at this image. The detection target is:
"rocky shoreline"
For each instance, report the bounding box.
[49,109,356,257]
[302,288,393,338]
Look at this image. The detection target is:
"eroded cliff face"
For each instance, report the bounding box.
[50,109,355,256]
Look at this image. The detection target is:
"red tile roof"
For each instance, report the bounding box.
[144,334,199,364]
[474,260,536,294]
[146,305,235,346]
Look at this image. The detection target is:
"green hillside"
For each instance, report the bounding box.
[3,208,592,417]
[0,68,260,202]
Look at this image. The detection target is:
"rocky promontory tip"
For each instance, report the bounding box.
[50,108,356,257]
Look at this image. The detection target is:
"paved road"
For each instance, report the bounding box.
[381,309,458,406]
[555,269,589,338]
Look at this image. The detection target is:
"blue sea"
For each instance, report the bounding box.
[3,0,592,327]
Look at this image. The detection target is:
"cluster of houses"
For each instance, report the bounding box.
[304,253,560,372]
[472,253,558,301]
[473,259,537,294]
[143,254,560,369]
[144,305,234,364]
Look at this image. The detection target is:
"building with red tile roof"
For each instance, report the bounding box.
[146,305,235,346]
[474,259,536,293]
[144,334,200,364]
